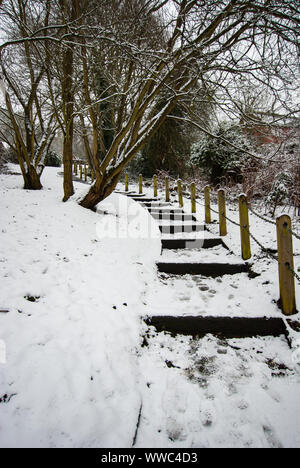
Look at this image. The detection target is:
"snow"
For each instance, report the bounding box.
[0,166,300,448]
[0,166,160,447]
[138,183,300,321]
[160,244,243,264]
[137,333,300,448]
[0,80,6,97]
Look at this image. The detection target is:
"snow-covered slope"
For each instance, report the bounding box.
[0,166,160,447]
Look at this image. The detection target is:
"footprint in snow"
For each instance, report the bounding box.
[263,425,283,448]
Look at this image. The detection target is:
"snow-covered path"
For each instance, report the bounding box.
[125,189,300,448]
[0,166,300,448]
[137,332,300,448]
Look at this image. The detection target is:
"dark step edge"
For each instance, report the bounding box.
[159,225,206,233]
[156,261,251,277]
[151,213,197,222]
[115,190,136,195]
[124,193,147,197]
[143,204,171,208]
[161,238,228,250]
[131,198,159,203]
[145,315,286,339]
[148,208,185,213]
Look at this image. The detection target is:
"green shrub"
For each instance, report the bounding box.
[5,148,19,164]
[139,98,192,178]
[266,171,292,216]
[45,151,61,167]
[190,121,254,184]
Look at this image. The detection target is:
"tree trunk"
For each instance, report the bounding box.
[62,134,74,202]
[23,165,43,190]
[60,0,77,202]
[79,186,104,209]
[79,173,120,209]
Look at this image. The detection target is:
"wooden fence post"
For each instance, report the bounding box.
[276,215,296,315]
[238,194,251,260]
[139,174,143,194]
[80,164,83,180]
[74,162,78,175]
[204,185,211,223]
[190,183,196,213]
[153,175,158,197]
[165,177,170,202]
[84,165,87,182]
[177,179,183,208]
[125,172,129,192]
[218,189,227,236]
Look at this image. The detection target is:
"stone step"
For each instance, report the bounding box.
[130,197,158,203]
[148,208,185,214]
[145,315,286,339]
[142,202,171,207]
[151,213,197,222]
[159,224,205,234]
[124,192,144,197]
[156,261,250,277]
[161,238,227,250]
[115,190,136,195]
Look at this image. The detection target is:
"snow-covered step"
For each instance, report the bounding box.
[159,223,205,234]
[130,197,158,203]
[124,192,145,197]
[150,212,197,222]
[148,207,185,214]
[145,315,286,339]
[161,244,235,262]
[115,190,136,195]
[142,201,171,207]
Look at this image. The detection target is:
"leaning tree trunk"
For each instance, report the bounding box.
[23,165,43,190]
[79,173,120,210]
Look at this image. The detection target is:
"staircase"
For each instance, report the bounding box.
[120,191,287,340]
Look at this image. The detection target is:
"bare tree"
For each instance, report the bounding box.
[0,0,89,192]
[75,0,299,209]
[0,0,58,189]
[1,0,299,206]
[55,0,89,201]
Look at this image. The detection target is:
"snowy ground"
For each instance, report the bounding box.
[0,166,300,448]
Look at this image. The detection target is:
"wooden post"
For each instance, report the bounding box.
[177,179,183,208]
[204,185,211,223]
[125,172,129,192]
[190,183,196,213]
[80,164,83,180]
[153,175,158,198]
[238,194,251,260]
[276,215,296,315]
[218,189,227,236]
[165,177,170,202]
[74,162,78,175]
[84,165,87,182]
[139,174,143,194]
